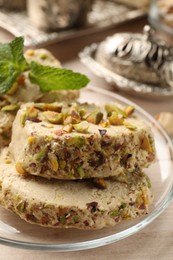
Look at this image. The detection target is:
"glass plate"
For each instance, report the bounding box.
[79,44,173,100]
[0,86,173,252]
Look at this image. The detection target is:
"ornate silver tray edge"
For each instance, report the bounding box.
[0,1,146,47]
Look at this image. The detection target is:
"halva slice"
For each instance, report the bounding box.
[10,101,155,179]
[0,161,153,230]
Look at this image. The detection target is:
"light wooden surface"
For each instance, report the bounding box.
[0,17,173,260]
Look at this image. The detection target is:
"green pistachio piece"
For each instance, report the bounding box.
[1,104,20,112]
[26,106,39,118]
[64,115,80,125]
[73,215,80,223]
[62,124,73,133]
[124,106,135,116]
[20,113,27,127]
[108,112,124,125]
[86,111,103,124]
[35,147,47,162]
[16,202,25,213]
[79,108,87,118]
[77,166,85,178]
[39,53,48,60]
[34,103,62,112]
[43,111,63,124]
[105,103,126,117]
[49,155,59,172]
[68,108,81,123]
[59,215,66,224]
[73,121,89,133]
[66,136,86,147]
[140,135,153,153]
[111,210,119,218]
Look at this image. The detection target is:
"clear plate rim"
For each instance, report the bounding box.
[0,86,173,252]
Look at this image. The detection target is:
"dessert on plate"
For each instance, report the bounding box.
[0,37,155,230]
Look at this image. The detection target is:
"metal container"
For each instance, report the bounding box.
[27,0,94,31]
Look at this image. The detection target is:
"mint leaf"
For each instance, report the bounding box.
[10,37,27,71]
[29,61,90,92]
[0,37,27,94]
[0,67,19,94]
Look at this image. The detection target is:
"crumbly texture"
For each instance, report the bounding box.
[10,102,155,180]
[0,159,153,230]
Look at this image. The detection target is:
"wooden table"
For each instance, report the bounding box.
[0,17,173,260]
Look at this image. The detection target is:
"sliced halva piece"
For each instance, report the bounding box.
[10,101,155,179]
[0,159,153,230]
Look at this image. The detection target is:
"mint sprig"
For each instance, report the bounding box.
[0,37,28,94]
[0,37,89,94]
[29,61,90,92]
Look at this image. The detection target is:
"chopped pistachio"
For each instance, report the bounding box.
[49,156,59,172]
[124,106,135,116]
[39,53,48,60]
[15,162,26,176]
[141,135,153,153]
[99,119,110,128]
[5,159,12,164]
[27,136,36,144]
[120,202,127,209]
[66,136,86,147]
[62,124,73,133]
[123,121,137,130]
[1,104,20,112]
[111,210,119,218]
[108,112,124,125]
[73,121,89,133]
[68,108,81,123]
[59,215,66,224]
[63,115,73,125]
[77,166,85,178]
[34,103,62,112]
[43,111,63,124]
[73,215,80,223]
[27,106,39,118]
[16,201,25,213]
[105,104,126,117]
[25,49,35,56]
[20,113,27,127]
[35,147,47,162]
[79,108,87,118]
[86,111,103,124]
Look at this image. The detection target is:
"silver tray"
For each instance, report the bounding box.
[0,0,146,47]
[79,43,173,100]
